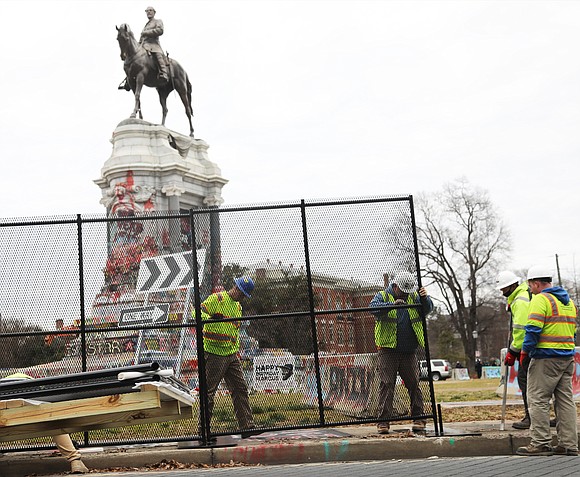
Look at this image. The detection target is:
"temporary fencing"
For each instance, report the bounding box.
[0,196,440,449]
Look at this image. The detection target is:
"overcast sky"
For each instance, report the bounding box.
[1,0,579,277]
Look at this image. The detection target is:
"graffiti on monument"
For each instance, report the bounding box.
[90,170,202,329]
[101,171,156,216]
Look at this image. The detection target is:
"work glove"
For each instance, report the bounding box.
[519,351,529,367]
[504,349,519,366]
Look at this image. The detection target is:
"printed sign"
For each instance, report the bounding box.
[118,304,169,327]
[252,354,296,391]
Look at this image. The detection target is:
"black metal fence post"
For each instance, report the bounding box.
[76,214,87,373]
[76,214,90,446]
[300,200,325,426]
[189,209,210,444]
[409,196,439,435]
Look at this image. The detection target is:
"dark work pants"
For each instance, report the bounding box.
[204,351,254,430]
[518,356,530,419]
[377,347,424,420]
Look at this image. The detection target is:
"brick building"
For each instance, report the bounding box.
[248,259,381,354]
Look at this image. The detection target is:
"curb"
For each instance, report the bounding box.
[0,433,534,477]
[213,435,530,464]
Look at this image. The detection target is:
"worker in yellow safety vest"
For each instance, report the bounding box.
[516,265,578,457]
[497,271,533,429]
[0,373,90,473]
[370,271,433,435]
[193,276,256,433]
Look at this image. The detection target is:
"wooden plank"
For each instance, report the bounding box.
[0,400,196,442]
[0,391,161,428]
[4,399,37,409]
[138,384,196,406]
[0,400,30,410]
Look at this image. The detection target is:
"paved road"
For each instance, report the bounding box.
[43,457,580,477]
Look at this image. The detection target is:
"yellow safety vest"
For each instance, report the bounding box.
[193,291,242,356]
[507,282,531,352]
[374,291,425,348]
[527,292,577,350]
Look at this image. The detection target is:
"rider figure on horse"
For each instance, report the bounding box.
[118,6,169,90]
[140,6,169,82]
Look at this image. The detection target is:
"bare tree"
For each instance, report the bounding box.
[415,179,511,371]
[0,316,61,368]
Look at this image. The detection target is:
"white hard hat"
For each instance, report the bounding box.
[496,271,519,290]
[527,265,553,281]
[393,271,417,293]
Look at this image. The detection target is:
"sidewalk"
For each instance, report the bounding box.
[1,417,571,477]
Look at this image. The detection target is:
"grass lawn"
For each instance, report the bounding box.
[433,377,502,402]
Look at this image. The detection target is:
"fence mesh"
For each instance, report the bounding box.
[0,196,436,449]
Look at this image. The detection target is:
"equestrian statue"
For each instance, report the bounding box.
[116,7,194,136]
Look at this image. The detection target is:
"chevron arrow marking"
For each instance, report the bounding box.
[139,259,162,292]
[136,250,205,293]
[160,256,180,289]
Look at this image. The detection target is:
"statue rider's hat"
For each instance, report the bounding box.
[145,6,156,13]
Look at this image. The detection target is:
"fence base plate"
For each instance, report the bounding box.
[178,436,238,448]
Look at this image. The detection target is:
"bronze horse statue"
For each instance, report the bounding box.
[116,23,194,136]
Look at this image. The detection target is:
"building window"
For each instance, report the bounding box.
[337,323,344,343]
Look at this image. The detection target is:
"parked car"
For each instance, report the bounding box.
[419,359,452,381]
[137,350,178,371]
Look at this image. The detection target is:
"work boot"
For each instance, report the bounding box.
[554,446,579,456]
[412,420,427,432]
[512,417,530,429]
[550,418,557,428]
[70,459,89,473]
[516,444,554,456]
[377,422,390,434]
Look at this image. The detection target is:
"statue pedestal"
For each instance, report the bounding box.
[89,120,227,330]
[95,119,228,212]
